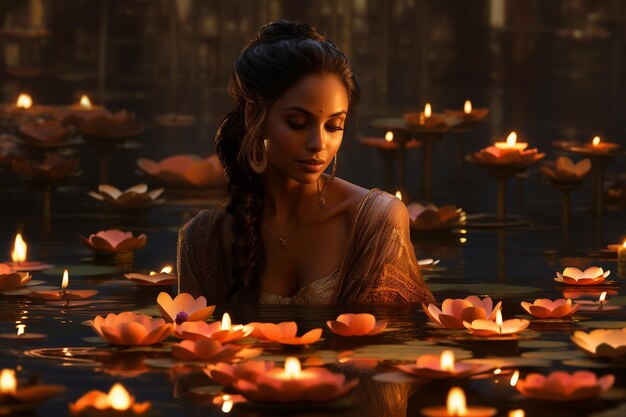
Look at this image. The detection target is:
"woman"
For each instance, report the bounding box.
[178,20,434,305]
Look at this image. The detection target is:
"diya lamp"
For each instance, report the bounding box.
[174,313,252,342]
[0,368,65,413]
[394,350,492,380]
[445,100,489,122]
[469,131,544,166]
[31,269,98,305]
[421,386,497,417]
[619,240,626,278]
[0,324,46,340]
[584,136,619,153]
[575,291,620,311]
[124,266,176,286]
[468,369,519,404]
[571,328,626,361]
[231,357,358,403]
[515,371,614,401]
[494,131,527,151]
[463,310,530,337]
[69,382,151,416]
[8,233,52,271]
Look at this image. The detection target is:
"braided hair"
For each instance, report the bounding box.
[215,20,360,302]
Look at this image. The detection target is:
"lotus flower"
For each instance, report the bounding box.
[204,361,274,387]
[541,157,591,183]
[12,154,80,182]
[407,203,466,230]
[469,146,545,166]
[520,298,580,319]
[0,263,32,291]
[80,229,147,254]
[0,369,65,414]
[463,310,529,337]
[88,312,173,346]
[231,357,358,403]
[174,319,251,343]
[395,350,491,379]
[554,267,610,286]
[444,107,490,123]
[423,296,502,330]
[69,383,150,416]
[18,119,72,145]
[402,112,460,129]
[571,329,626,360]
[171,339,258,362]
[88,184,164,211]
[515,371,614,401]
[124,266,176,286]
[137,154,226,189]
[157,292,215,324]
[326,313,387,336]
[246,321,322,346]
[79,110,144,140]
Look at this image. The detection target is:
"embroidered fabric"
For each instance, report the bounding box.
[259,270,340,304]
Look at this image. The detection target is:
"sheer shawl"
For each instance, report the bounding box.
[177,189,434,305]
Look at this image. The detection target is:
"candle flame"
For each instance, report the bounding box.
[599,292,607,302]
[221,395,233,413]
[79,95,92,109]
[395,191,402,201]
[493,368,502,375]
[16,94,32,109]
[424,103,432,118]
[592,136,601,146]
[16,324,25,336]
[440,350,456,372]
[509,410,525,417]
[160,266,173,274]
[221,313,231,331]
[61,269,69,290]
[622,240,626,248]
[446,387,467,416]
[385,131,394,142]
[506,132,517,147]
[149,271,156,276]
[108,383,132,411]
[510,370,520,386]
[284,357,302,378]
[464,100,472,114]
[0,369,16,394]
[496,309,503,327]
[11,234,27,263]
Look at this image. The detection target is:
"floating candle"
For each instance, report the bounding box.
[0,368,64,412]
[0,324,46,340]
[585,136,619,152]
[463,310,530,337]
[394,350,492,380]
[520,298,580,319]
[326,313,387,336]
[464,100,472,114]
[494,132,528,151]
[422,386,497,417]
[79,95,92,110]
[424,103,432,119]
[385,131,393,142]
[509,410,524,417]
[515,371,614,401]
[423,295,502,330]
[88,312,173,346]
[8,234,51,272]
[30,269,98,302]
[576,291,620,311]
[571,328,626,360]
[125,265,176,286]
[69,382,151,416]
[16,94,32,109]
[554,267,610,286]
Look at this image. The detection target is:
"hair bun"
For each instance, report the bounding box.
[256,20,326,43]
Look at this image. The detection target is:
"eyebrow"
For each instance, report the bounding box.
[284,106,347,118]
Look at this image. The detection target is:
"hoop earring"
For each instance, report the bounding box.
[249,138,268,174]
[329,154,337,180]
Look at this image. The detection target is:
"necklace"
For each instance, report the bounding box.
[263,177,329,249]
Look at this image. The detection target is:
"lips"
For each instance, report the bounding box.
[297,158,325,173]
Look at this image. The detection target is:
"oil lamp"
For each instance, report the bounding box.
[422,386,497,417]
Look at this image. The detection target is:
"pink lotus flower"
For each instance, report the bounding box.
[124,266,176,286]
[232,357,358,403]
[88,184,164,211]
[395,350,491,379]
[204,361,274,387]
[137,154,226,189]
[464,310,529,337]
[423,296,502,330]
[520,298,580,319]
[174,319,251,343]
[326,313,387,336]
[12,154,80,182]
[157,292,215,324]
[469,146,545,166]
[571,329,626,360]
[555,267,610,286]
[18,119,72,145]
[88,312,173,346]
[0,263,32,291]
[247,321,322,346]
[515,371,614,401]
[80,229,147,253]
[407,203,466,230]
[171,339,260,362]
[541,157,591,183]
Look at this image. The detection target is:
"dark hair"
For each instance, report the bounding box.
[215,20,360,302]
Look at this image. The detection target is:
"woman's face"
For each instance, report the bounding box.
[263,73,349,184]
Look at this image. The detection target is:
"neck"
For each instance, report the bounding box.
[261,166,323,221]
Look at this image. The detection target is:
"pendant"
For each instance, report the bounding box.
[318,197,326,208]
[279,239,288,249]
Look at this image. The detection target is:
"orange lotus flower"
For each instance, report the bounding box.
[18,119,72,145]
[0,369,65,413]
[157,292,215,324]
[137,154,226,189]
[463,310,529,337]
[231,357,358,403]
[469,146,545,166]
[407,203,466,230]
[555,267,610,286]
[395,350,492,379]
[0,263,32,291]
[69,383,150,415]
[423,296,502,330]
[571,329,626,360]
[247,321,322,346]
[171,339,260,362]
[204,360,274,387]
[88,184,164,211]
[515,371,614,401]
[541,156,591,183]
[520,298,580,319]
[88,312,173,346]
[326,313,387,336]
[78,110,144,140]
[174,317,251,343]
[12,154,80,182]
[80,229,147,253]
[124,266,176,286]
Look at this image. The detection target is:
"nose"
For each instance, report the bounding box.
[305,125,325,153]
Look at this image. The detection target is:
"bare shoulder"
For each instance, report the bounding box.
[328,176,371,220]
